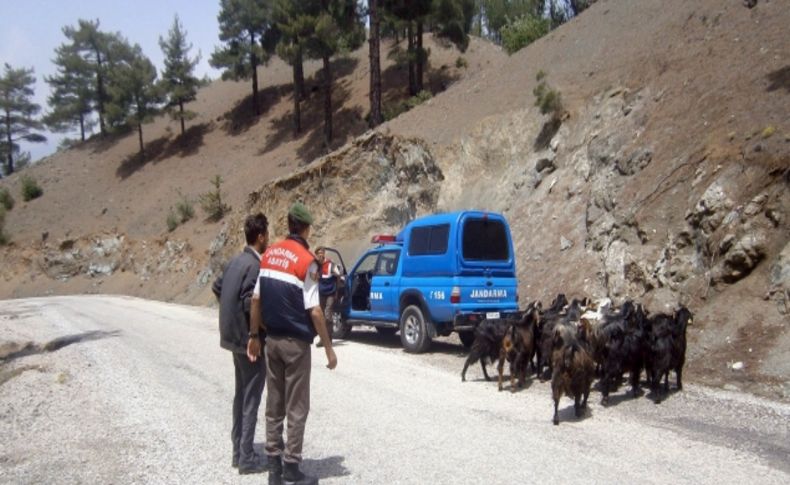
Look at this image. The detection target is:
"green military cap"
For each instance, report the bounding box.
[289,202,314,225]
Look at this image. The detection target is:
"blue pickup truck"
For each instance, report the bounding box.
[329,210,521,353]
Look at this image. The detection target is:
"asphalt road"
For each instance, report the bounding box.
[0,296,788,484]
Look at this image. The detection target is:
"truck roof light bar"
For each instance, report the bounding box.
[371,235,397,244]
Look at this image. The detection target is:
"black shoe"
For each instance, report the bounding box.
[238,454,269,475]
[282,461,318,485]
[268,455,283,485]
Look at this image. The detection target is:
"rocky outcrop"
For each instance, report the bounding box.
[32,234,197,283]
[204,132,444,277]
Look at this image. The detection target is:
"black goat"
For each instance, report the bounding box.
[599,301,649,405]
[647,306,693,399]
[551,324,595,425]
[461,318,511,382]
[536,296,585,380]
[497,304,540,392]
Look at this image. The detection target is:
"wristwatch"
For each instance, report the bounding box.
[248,332,259,339]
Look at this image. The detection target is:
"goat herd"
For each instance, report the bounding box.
[460,294,694,425]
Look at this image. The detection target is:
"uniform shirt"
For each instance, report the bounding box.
[320,259,342,278]
[253,261,319,309]
[253,236,319,342]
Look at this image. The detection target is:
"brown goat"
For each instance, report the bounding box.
[497,305,539,392]
[551,325,595,425]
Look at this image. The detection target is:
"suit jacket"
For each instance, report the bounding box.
[213,246,261,353]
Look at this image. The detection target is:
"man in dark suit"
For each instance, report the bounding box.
[212,213,270,474]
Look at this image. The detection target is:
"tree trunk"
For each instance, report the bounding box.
[95,47,106,136]
[322,54,332,146]
[5,109,13,175]
[295,45,306,100]
[179,100,185,135]
[79,113,85,142]
[250,32,260,116]
[368,0,383,127]
[292,58,302,135]
[407,22,416,96]
[137,122,144,156]
[416,20,424,93]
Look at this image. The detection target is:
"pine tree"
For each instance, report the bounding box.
[159,15,201,136]
[432,0,477,52]
[210,0,278,117]
[105,45,163,155]
[368,0,383,127]
[59,20,116,136]
[305,0,365,145]
[273,0,314,134]
[44,42,94,142]
[383,0,431,95]
[0,64,46,175]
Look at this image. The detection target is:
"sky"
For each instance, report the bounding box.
[0,0,224,162]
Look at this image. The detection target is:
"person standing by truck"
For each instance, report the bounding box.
[314,246,343,347]
[250,202,337,485]
[212,213,270,474]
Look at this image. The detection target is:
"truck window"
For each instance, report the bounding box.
[375,250,400,275]
[462,219,509,261]
[409,224,449,255]
[355,253,378,273]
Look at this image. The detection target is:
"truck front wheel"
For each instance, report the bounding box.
[331,311,352,340]
[400,305,431,353]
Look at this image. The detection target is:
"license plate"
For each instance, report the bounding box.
[485,312,500,320]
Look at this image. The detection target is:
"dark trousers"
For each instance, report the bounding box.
[232,351,266,466]
[320,293,336,341]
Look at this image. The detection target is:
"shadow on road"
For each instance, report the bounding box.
[340,329,468,357]
[303,455,351,480]
[249,446,349,480]
[554,402,594,425]
[0,330,121,363]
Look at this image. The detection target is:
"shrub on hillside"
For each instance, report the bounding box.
[199,175,230,222]
[0,187,14,210]
[165,192,194,232]
[383,91,433,121]
[455,56,468,69]
[533,71,563,119]
[501,14,550,55]
[166,209,179,232]
[175,192,195,224]
[20,175,43,201]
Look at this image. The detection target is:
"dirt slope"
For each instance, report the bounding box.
[0,36,499,300]
[0,0,788,398]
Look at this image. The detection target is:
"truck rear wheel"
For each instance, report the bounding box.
[400,305,431,353]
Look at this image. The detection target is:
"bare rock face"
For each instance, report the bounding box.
[205,133,444,280]
[770,243,790,290]
[768,242,790,313]
[711,232,768,284]
[686,181,734,236]
[38,249,85,281]
[615,147,653,176]
[32,233,197,284]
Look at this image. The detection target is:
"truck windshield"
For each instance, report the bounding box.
[462,218,509,261]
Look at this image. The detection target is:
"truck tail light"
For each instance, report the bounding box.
[450,286,461,304]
